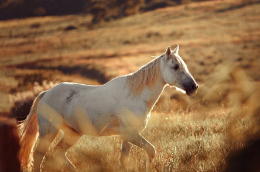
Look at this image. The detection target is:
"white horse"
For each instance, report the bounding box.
[18,45,198,171]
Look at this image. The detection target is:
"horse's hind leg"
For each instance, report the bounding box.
[33,129,59,172]
[53,125,81,171]
[33,108,63,172]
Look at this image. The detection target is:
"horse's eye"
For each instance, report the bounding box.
[173,64,179,70]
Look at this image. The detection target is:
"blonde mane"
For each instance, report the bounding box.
[126,56,162,95]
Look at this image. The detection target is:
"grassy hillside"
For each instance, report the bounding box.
[0,0,260,171]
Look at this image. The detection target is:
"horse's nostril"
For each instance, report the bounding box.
[192,84,198,90]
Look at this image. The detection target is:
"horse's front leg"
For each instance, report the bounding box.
[121,131,155,164]
[129,134,156,163]
[120,140,132,170]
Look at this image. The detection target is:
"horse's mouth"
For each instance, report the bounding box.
[186,90,198,96]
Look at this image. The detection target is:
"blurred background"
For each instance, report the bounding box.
[0,0,260,171]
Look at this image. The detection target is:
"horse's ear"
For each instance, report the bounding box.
[172,44,179,54]
[165,46,171,59]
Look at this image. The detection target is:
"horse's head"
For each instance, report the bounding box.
[161,45,198,96]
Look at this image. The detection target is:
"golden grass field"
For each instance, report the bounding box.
[0,0,260,171]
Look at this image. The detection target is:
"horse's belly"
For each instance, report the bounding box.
[64,105,121,136]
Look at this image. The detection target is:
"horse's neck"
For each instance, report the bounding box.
[140,76,166,112]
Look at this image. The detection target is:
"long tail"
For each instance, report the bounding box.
[18,91,46,169]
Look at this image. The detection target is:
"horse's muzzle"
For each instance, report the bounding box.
[185,83,199,96]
